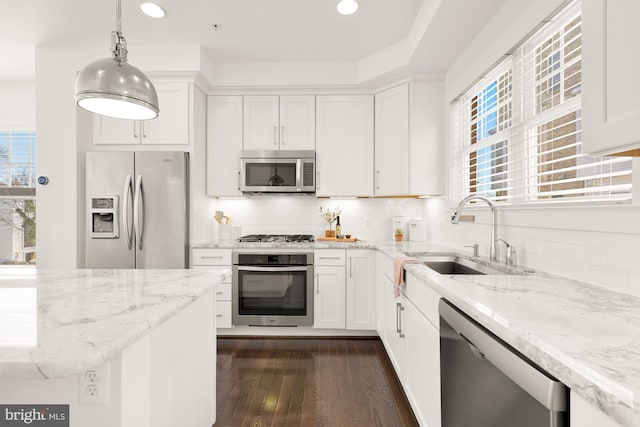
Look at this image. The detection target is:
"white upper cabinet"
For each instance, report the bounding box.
[207,96,243,196]
[409,81,444,195]
[243,95,315,151]
[374,81,443,197]
[93,82,190,145]
[375,84,410,196]
[583,0,640,156]
[315,95,374,197]
[279,96,316,150]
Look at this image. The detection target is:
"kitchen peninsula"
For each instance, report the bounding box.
[0,267,229,427]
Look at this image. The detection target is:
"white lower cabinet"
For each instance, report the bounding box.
[570,390,623,427]
[314,265,346,329]
[404,296,441,427]
[346,250,376,330]
[192,248,233,328]
[377,252,441,427]
[314,249,376,330]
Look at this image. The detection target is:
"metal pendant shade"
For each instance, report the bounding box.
[75,0,159,120]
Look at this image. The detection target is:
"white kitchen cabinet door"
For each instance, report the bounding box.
[243,95,280,150]
[404,297,441,427]
[93,82,190,145]
[582,0,640,156]
[143,82,190,145]
[346,250,376,330]
[207,96,243,196]
[279,95,315,150]
[315,95,374,197]
[375,84,409,196]
[570,390,623,427]
[410,81,444,195]
[314,266,346,329]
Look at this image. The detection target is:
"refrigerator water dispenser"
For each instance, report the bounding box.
[89,196,119,238]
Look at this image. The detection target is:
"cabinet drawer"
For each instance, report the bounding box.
[214,282,232,301]
[314,249,346,266]
[404,272,441,329]
[215,301,232,329]
[193,249,232,266]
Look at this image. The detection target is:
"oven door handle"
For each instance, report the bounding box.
[236,266,309,272]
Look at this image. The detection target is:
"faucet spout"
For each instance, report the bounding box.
[451,195,498,262]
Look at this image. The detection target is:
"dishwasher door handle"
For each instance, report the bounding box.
[439,300,568,413]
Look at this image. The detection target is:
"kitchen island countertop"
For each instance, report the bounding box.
[0,267,230,380]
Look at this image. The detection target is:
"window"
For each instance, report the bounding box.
[451,0,632,205]
[0,131,36,265]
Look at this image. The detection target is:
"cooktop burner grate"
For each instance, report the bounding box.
[237,234,315,243]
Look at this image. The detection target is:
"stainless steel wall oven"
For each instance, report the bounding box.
[232,249,314,326]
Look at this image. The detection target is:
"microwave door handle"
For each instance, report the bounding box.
[122,174,133,250]
[133,174,144,250]
[296,159,302,191]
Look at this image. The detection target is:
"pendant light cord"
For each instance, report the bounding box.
[116,0,122,33]
[111,0,128,64]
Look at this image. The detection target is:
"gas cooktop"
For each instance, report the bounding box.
[237,234,315,243]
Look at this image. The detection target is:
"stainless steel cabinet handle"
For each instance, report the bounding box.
[133,122,138,138]
[319,256,341,260]
[281,125,285,145]
[237,171,241,191]
[316,273,319,294]
[122,174,133,250]
[396,302,401,334]
[216,314,223,317]
[273,126,278,146]
[201,256,223,259]
[142,121,148,138]
[376,170,380,190]
[215,291,224,295]
[398,304,405,338]
[133,174,144,250]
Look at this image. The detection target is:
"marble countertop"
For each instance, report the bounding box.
[0,268,230,380]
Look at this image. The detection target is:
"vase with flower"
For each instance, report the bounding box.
[319,206,341,238]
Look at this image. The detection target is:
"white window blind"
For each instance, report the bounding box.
[451,0,632,206]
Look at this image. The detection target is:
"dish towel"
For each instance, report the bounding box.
[393,257,421,297]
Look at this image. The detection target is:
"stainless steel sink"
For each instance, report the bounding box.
[403,252,529,276]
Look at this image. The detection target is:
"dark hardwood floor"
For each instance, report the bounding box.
[216,337,418,427]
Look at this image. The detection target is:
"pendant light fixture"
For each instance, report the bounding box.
[75,0,159,120]
[337,0,358,15]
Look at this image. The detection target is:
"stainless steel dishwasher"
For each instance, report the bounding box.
[439,299,568,427]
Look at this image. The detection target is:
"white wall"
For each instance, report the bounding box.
[0,82,35,128]
[431,0,640,297]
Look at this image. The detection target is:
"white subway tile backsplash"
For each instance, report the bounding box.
[607,250,640,275]
[589,231,629,251]
[573,245,608,267]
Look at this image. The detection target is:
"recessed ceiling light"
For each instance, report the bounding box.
[140,2,166,18]
[337,0,358,15]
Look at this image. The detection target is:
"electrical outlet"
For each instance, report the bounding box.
[78,361,111,405]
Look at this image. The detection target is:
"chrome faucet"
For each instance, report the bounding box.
[451,195,498,262]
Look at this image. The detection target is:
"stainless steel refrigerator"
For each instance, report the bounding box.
[85,151,189,269]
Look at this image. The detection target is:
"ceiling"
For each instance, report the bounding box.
[0,0,508,82]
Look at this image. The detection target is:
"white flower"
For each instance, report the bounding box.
[319,206,341,224]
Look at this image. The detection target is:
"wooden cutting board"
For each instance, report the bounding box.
[316,237,361,242]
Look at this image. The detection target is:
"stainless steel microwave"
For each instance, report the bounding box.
[239,150,315,193]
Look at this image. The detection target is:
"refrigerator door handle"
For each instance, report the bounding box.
[133,174,145,250]
[122,175,133,250]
